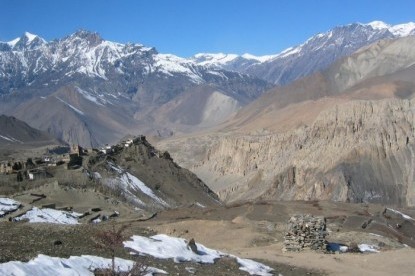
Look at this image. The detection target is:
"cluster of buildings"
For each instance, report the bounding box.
[0,144,86,181]
[0,136,145,181]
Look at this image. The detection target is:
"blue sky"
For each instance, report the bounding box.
[1,0,414,57]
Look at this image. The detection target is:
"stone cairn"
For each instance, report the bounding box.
[283,214,327,252]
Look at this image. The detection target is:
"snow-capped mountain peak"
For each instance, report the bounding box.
[192,20,415,85]
[6,37,20,47]
[5,32,47,50]
[365,21,415,36]
[23,32,39,43]
[389,22,415,36]
[367,20,390,30]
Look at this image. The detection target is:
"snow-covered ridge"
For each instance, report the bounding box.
[154,54,204,83]
[23,32,40,43]
[241,53,278,62]
[2,20,415,88]
[191,20,415,70]
[366,20,415,36]
[192,53,239,65]
[0,30,224,85]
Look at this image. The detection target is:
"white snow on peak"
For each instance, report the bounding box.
[5,32,46,48]
[367,21,390,30]
[192,53,239,66]
[24,32,38,43]
[0,254,166,276]
[277,46,301,58]
[193,52,277,66]
[7,37,20,47]
[154,54,204,83]
[124,234,274,275]
[365,21,415,37]
[389,22,415,36]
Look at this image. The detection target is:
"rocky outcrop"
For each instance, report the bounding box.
[162,97,415,206]
[87,136,220,211]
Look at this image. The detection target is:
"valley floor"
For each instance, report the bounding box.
[1,197,415,275]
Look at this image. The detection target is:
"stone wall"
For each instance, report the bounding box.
[283,214,327,252]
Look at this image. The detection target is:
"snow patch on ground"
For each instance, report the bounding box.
[124,234,274,276]
[0,198,21,216]
[75,87,104,106]
[358,244,380,253]
[0,254,166,276]
[387,208,415,221]
[120,172,169,207]
[13,207,82,224]
[195,202,206,208]
[0,135,14,142]
[55,96,85,115]
[107,163,169,208]
[0,134,23,143]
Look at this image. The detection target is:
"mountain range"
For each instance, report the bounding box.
[192,21,415,85]
[1,21,414,148]
[0,30,270,147]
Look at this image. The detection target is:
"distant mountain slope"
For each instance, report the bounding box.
[159,36,415,207]
[0,31,271,147]
[0,114,57,147]
[192,21,415,85]
[223,36,415,132]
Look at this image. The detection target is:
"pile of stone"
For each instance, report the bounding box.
[283,214,327,252]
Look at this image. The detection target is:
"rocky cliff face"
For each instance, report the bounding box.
[165,98,415,206]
